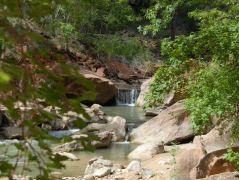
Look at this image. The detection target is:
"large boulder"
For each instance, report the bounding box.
[193,148,238,179]
[193,127,239,153]
[83,116,126,142]
[130,143,205,180]
[128,141,164,161]
[130,101,194,144]
[66,71,117,105]
[53,140,83,153]
[104,116,126,141]
[135,78,152,107]
[173,144,205,180]
[56,152,79,161]
[83,73,117,105]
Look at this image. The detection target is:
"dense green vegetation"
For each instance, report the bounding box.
[1,0,239,178]
[145,0,239,132]
[145,0,239,168]
[40,0,153,62]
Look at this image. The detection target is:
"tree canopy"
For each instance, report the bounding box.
[145,0,239,168]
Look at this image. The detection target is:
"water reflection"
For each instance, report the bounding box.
[102,106,150,124]
[62,142,137,176]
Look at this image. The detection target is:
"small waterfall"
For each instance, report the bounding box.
[116,89,140,106]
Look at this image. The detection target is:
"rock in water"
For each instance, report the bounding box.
[104,116,126,141]
[53,140,82,152]
[56,152,79,161]
[85,104,106,123]
[91,131,112,148]
[83,115,126,142]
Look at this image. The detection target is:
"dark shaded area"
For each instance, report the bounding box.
[0,112,10,127]
[166,135,195,145]
[128,0,151,13]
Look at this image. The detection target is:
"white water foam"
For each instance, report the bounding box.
[116,89,140,106]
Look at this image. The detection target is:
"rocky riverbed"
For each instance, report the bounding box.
[0,79,239,180]
[53,93,239,180]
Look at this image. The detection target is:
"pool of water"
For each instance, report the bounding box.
[0,140,137,177]
[103,106,150,124]
[62,142,137,176]
[61,106,149,176]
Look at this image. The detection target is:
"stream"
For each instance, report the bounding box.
[62,143,137,177]
[62,88,150,176]
[0,88,150,177]
[62,105,150,176]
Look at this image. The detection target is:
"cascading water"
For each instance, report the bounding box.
[116,89,140,106]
